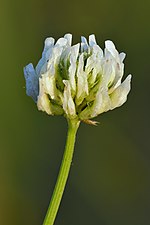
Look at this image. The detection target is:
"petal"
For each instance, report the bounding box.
[91,87,111,117]
[37,78,52,115]
[24,63,39,102]
[89,34,97,46]
[92,44,103,57]
[105,40,118,58]
[86,45,102,72]
[36,38,55,76]
[96,89,111,114]
[101,59,115,87]
[81,36,88,45]
[63,80,76,118]
[55,38,68,47]
[110,74,132,109]
[104,43,126,93]
[119,52,126,62]
[41,73,56,100]
[37,93,52,115]
[43,37,55,56]
[79,87,111,120]
[81,36,88,51]
[71,43,80,60]
[36,58,46,76]
[47,46,64,75]
[76,53,88,105]
[37,77,63,115]
[64,33,72,46]
[69,43,80,92]
[90,90,102,117]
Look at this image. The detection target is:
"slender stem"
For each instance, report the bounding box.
[43,118,80,225]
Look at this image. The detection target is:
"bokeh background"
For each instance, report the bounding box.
[1,0,150,224]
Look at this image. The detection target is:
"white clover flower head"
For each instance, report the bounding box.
[24,34,131,121]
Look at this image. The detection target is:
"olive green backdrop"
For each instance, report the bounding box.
[0,0,150,225]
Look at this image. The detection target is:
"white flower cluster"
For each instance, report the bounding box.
[24,34,131,120]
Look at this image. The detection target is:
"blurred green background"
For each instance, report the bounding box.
[0,0,150,224]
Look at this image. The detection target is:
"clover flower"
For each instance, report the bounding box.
[24,34,132,225]
[24,34,131,121]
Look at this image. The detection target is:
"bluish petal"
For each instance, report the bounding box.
[24,63,39,102]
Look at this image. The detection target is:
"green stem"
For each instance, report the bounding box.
[43,118,80,225]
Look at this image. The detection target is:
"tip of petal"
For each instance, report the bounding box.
[127,74,132,80]
[119,52,126,62]
[64,33,72,46]
[71,43,80,60]
[81,36,88,44]
[44,37,55,48]
[89,34,97,46]
[24,63,34,75]
[55,38,68,47]
[105,40,116,49]
[105,40,119,58]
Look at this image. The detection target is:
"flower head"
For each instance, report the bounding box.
[24,34,131,121]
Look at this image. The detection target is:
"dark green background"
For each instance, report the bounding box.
[1,0,150,224]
